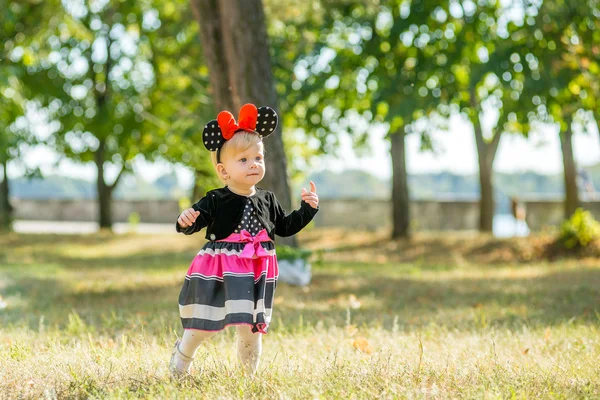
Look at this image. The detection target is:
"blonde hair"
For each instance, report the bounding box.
[210,131,264,183]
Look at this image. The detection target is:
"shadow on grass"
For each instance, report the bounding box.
[319,234,539,266]
[0,232,118,249]
[0,249,197,272]
[274,266,600,331]
[1,232,203,272]
[0,272,184,335]
[321,237,459,264]
[47,251,195,271]
[2,233,599,335]
[4,265,598,336]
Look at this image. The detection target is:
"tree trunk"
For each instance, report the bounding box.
[191,0,235,113]
[390,128,410,239]
[216,0,291,207]
[560,121,579,219]
[471,89,502,233]
[0,160,12,232]
[478,160,494,233]
[596,112,600,153]
[95,139,113,230]
[191,0,296,246]
[474,124,498,233]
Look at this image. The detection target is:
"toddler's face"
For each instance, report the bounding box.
[221,141,265,188]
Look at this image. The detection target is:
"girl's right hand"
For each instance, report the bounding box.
[178,208,200,228]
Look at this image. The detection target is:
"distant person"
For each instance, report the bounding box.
[169,104,319,377]
[578,168,596,197]
[511,197,529,237]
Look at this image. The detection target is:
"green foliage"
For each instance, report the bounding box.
[143,0,217,185]
[518,0,600,130]
[276,245,312,262]
[5,0,221,198]
[66,310,89,336]
[127,211,140,233]
[8,341,30,361]
[5,0,600,218]
[1,1,51,168]
[560,208,600,249]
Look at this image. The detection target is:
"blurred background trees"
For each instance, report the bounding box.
[2,0,599,236]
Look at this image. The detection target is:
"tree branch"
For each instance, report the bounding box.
[488,128,504,167]
[470,87,486,153]
[109,163,128,193]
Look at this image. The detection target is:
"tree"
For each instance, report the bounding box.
[0,0,59,231]
[190,0,296,245]
[0,75,23,231]
[19,1,165,230]
[519,0,599,218]
[277,0,451,238]
[554,1,600,188]
[141,0,219,201]
[436,2,502,232]
[566,2,600,152]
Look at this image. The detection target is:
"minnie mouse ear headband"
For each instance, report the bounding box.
[202,103,278,162]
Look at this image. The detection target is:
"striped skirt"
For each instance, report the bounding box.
[178,229,278,334]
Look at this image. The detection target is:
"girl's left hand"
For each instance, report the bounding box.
[301,181,319,209]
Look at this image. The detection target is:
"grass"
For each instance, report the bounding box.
[0,229,599,399]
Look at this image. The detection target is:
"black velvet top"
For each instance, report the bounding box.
[175,187,319,241]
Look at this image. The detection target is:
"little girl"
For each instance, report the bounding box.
[169,103,319,377]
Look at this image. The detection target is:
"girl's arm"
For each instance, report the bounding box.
[176,192,217,235]
[272,191,319,237]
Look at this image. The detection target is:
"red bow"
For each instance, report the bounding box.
[217,103,258,140]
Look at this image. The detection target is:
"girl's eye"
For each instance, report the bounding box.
[256,156,262,161]
[240,158,247,162]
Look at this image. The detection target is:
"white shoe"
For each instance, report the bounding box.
[169,338,194,377]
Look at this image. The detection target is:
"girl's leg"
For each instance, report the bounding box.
[236,325,262,376]
[179,329,217,356]
[171,329,217,375]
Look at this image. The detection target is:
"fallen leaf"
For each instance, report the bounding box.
[353,337,372,354]
[522,348,529,355]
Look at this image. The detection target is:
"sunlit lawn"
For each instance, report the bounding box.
[0,230,599,399]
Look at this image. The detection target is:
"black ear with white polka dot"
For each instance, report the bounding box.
[202,120,225,151]
[256,106,278,138]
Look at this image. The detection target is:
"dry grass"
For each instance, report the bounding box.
[0,229,599,399]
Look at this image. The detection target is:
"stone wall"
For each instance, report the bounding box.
[14,199,180,224]
[11,197,600,231]
[520,198,600,230]
[312,199,482,230]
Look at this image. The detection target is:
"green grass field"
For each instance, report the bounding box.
[0,230,599,399]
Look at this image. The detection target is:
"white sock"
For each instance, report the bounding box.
[174,345,193,373]
[236,325,262,376]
